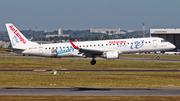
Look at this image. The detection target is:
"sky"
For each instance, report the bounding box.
[0,0,180,31]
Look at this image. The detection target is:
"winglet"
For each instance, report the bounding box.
[75,39,78,42]
[69,41,79,49]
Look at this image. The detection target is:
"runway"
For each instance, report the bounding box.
[0,54,180,62]
[0,87,180,96]
[0,70,180,73]
[116,58,180,62]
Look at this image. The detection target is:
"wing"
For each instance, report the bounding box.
[69,41,103,57]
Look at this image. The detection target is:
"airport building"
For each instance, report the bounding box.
[150,28,180,51]
[0,31,7,41]
[90,28,125,35]
[0,41,10,48]
[46,28,69,38]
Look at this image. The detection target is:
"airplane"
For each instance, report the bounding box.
[5,23,176,65]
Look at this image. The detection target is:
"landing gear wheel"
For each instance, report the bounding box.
[91,59,96,65]
[157,56,160,60]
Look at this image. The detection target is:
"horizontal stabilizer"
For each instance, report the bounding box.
[5,48,24,53]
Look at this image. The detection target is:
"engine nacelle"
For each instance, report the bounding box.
[103,51,119,59]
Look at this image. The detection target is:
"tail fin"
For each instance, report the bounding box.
[5,23,38,49]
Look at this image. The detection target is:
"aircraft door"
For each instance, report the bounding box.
[153,40,157,47]
[38,46,43,54]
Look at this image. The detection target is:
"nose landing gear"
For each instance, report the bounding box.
[156,52,160,60]
[156,56,160,60]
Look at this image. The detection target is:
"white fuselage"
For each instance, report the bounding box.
[5,23,176,65]
[22,37,175,58]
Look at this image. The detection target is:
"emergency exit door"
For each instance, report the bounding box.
[38,47,43,53]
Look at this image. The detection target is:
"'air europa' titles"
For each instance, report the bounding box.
[9,25,26,44]
[109,41,126,44]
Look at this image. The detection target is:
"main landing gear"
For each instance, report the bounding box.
[156,56,160,60]
[91,58,96,65]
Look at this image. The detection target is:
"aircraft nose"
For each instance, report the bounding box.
[170,44,176,49]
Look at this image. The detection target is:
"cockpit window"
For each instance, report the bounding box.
[161,40,167,42]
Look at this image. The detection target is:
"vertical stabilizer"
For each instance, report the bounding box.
[5,23,38,49]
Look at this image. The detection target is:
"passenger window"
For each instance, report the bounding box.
[49,47,51,49]
[102,44,103,46]
[45,48,47,50]
[106,44,108,46]
[94,45,96,47]
[87,45,88,47]
[90,45,92,47]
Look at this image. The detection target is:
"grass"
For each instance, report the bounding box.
[0,96,180,101]
[0,56,180,70]
[0,50,180,100]
[120,54,180,60]
[0,47,9,54]
[0,72,180,100]
[0,72,179,88]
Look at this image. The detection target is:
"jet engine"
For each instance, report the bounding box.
[103,51,119,59]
